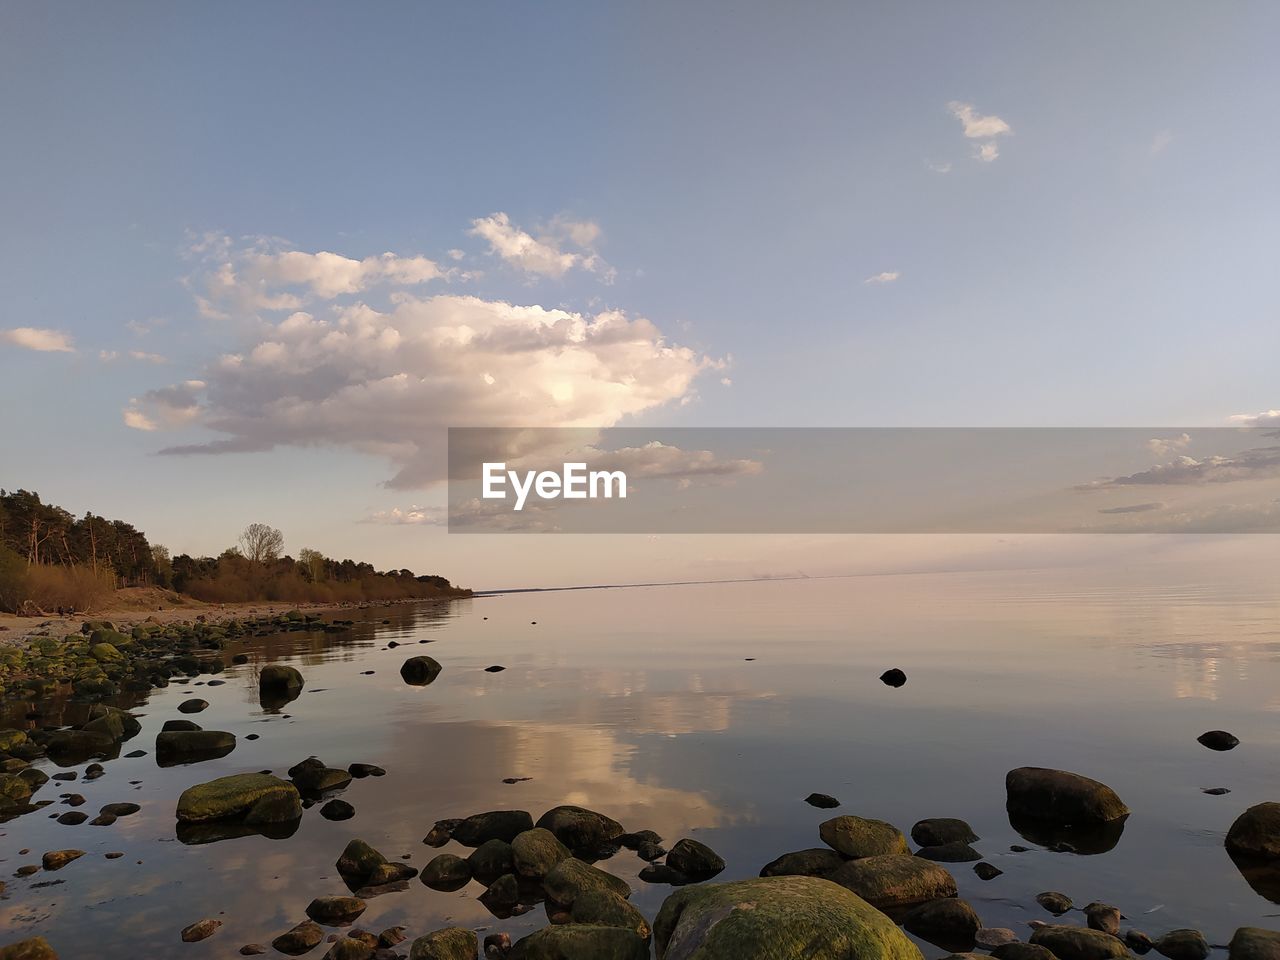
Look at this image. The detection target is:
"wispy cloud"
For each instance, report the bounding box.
[2,327,75,353]
[948,101,1012,163]
[469,212,614,282]
[362,505,447,526]
[864,271,900,285]
[1147,433,1191,457]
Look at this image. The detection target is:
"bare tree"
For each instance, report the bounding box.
[298,547,326,582]
[239,523,284,566]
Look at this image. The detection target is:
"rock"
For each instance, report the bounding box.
[903,898,981,950]
[640,864,691,885]
[176,773,301,823]
[423,818,461,847]
[57,811,88,825]
[805,793,840,809]
[916,841,982,862]
[336,839,417,888]
[1006,768,1129,824]
[977,929,1019,949]
[483,932,511,957]
[1154,930,1209,960]
[1030,926,1132,960]
[1228,927,1280,960]
[973,862,1002,880]
[911,818,979,846]
[544,857,631,906]
[570,888,652,939]
[509,925,649,960]
[536,805,625,851]
[288,757,353,794]
[1037,892,1074,915]
[41,849,85,870]
[828,855,957,911]
[240,945,268,956]
[322,799,355,821]
[485,665,506,673]
[323,939,372,960]
[156,730,236,765]
[512,827,572,879]
[666,837,725,881]
[348,763,386,779]
[0,937,58,959]
[422,853,472,891]
[619,830,663,850]
[273,921,325,956]
[1203,788,1231,796]
[479,873,520,913]
[993,945,1058,960]
[1085,903,1122,936]
[162,719,202,732]
[399,656,442,686]
[1125,931,1154,953]
[378,928,408,948]
[90,813,117,826]
[1227,803,1280,860]
[452,810,534,846]
[760,848,846,878]
[177,698,209,714]
[306,896,367,926]
[100,802,140,817]
[181,919,222,942]
[880,668,907,687]
[819,815,909,859]
[1198,730,1240,751]
[469,839,516,885]
[408,927,478,960]
[637,841,666,861]
[654,874,925,960]
[259,664,305,691]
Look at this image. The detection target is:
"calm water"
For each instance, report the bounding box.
[3,566,1280,957]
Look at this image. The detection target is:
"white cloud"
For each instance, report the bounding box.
[975,142,1000,163]
[864,271,900,284]
[1229,409,1280,429]
[1147,433,1191,457]
[363,505,447,526]
[469,212,613,281]
[123,380,206,432]
[130,350,167,364]
[925,160,952,174]
[2,327,75,352]
[948,101,1012,163]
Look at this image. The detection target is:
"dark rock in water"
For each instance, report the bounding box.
[916,841,982,863]
[469,839,516,885]
[57,811,88,825]
[570,888,651,939]
[510,924,646,960]
[408,927,477,960]
[880,668,907,687]
[994,945,1058,960]
[399,656,443,686]
[912,818,979,846]
[156,730,236,766]
[176,772,302,824]
[503,777,532,785]
[1204,787,1231,796]
[124,749,147,758]
[305,895,367,926]
[1036,892,1073,915]
[1154,930,1209,960]
[1031,925,1131,960]
[666,838,725,881]
[759,848,846,878]
[618,830,663,850]
[1006,767,1129,824]
[653,874,921,960]
[973,862,1003,880]
[232,653,250,665]
[178,698,209,714]
[485,665,506,673]
[535,805,624,851]
[1125,931,1155,954]
[903,897,981,951]
[288,757,353,794]
[422,853,472,891]
[819,815,909,858]
[322,937,371,960]
[181,919,222,942]
[0,937,58,959]
[805,793,840,809]
[639,863,690,885]
[321,799,355,821]
[259,664,304,691]
[377,927,407,948]
[273,920,325,956]
[42,849,85,870]
[1198,730,1240,751]
[636,840,666,862]
[479,873,521,913]
[977,929,1019,949]
[62,794,86,807]
[543,857,632,907]
[336,839,418,889]
[348,763,385,779]
[162,719,202,733]
[1227,803,1280,860]
[828,854,958,911]
[239,944,267,956]
[1085,903,1121,936]
[453,810,534,847]
[52,772,76,782]
[423,818,462,847]
[1228,927,1280,960]
[1010,808,1126,856]
[482,932,511,957]
[511,828,571,879]
[90,813,117,826]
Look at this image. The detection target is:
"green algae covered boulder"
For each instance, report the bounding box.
[1030,926,1131,960]
[820,816,910,859]
[654,875,926,960]
[175,772,301,823]
[827,855,958,911]
[0,936,59,960]
[408,927,478,960]
[510,925,650,960]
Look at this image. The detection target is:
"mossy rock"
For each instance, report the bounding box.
[512,827,572,878]
[176,772,301,823]
[819,815,910,859]
[400,655,443,686]
[408,927,478,960]
[0,936,59,959]
[259,664,305,690]
[828,855,958,911]
[1227,803,1280,860]
[536,804,625,850]
[654,875,925,960]
[0,730,28,753]
[1029,926,1131,960]
[544,856,632,906]
[570,888,652,940]
[510,925,650,960]
[1006,768,1129,824]
[1228,928,1280,960]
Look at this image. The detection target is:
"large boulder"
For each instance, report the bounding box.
[400,656,443,686]
[156,730,236,766]
[305,896,367,926]
[570,889,652,940]
[1006,768,1129,824]
[654,875,926,960]
[288,757,353,794]
[536,805,625,851]
[1228,928,1280,960]
[176,773,301,823]
[828,855,957,911]
[408,927,477,960]
[911,819,978,847]
[510,925,650,960]
[421,853,472,891]
[272,921,324,956]
[820,816,910,859]
[544,857,631,907]
[335,838,418,889]
[1227,804,1280,861]
[666,838,725,881]
[902,898,981,951]
[259,664,304,691]
[512,827,572,879]
[1030,926,1132,960]
[451,809,534,846]
[760,848,847,878]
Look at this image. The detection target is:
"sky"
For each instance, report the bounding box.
[1,2,1277,588]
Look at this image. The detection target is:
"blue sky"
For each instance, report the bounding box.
[2,2,1277,586]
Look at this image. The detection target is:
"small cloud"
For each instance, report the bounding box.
[1150,130,1174,155]
[975,142,1000,163]
[447,249,465,261]
[129,350,168,364]
[925,159,952,174]
[1099,502,1165,515]
[468,212,614,282]
[99,349,120,362]
[720,377,733,387]
[1,327,75,353]
[1229,409,1280,429]
[864,271,900,285]
[1147,433,1191,457]
[362,505,447,526]
[122,380,205,432]
[948,102,1012,163]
